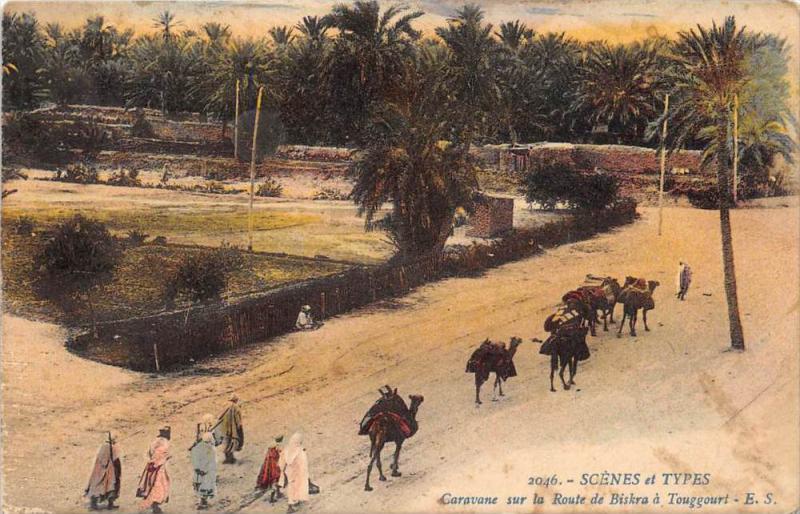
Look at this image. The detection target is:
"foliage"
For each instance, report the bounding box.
[256,177,284,197]
[131,108,155,137]
[523,159,619,211]
[55,162,100,184]
[167,244,244,303]
[11,216,36,236]
[125,230,149,246]
[2,12,47,109]
[313,187,349,201]
[106,168,142,187]
[351,44,477,257]
[36,215,120,304]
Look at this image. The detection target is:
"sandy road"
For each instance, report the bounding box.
[2,202,798,514]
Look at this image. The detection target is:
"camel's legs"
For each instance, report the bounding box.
[609,303,616,324]
[376,448,386,482]
[365,450,378,491]
[559,361,570,390]
[475,380,482,405]
[550,353,557,392]
[643,309,650,331]
[391,441,403,477]
[617,310,627,336]
[569,356,577,385]
[630,310,637,337]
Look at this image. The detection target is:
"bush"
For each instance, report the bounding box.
[107,168,142,187]
[55,162,100,184]
[130,108,154,138]
[523,159,619,211]
[313,187,348,201]
[11,216,35,236]
[71,118,108,160]
[152,236,168,246]
[2,112,72,164]
[256,177,283,198]
[169,251,228,304]
[203,181,227,194]
[686,186,720,209]
[126,230,149,246]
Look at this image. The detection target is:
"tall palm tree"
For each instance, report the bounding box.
[268,25,295,48]
[153,10,181,42]
[571,41,664,143]
[202,22,230,47]
[496,20,533,53]
[435,4,498,155]
[325,0,423,143]
[296,15,331,44]
[658,16,771,351]
[351,43,476,258]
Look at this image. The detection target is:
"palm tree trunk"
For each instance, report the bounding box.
[716,117,745,350]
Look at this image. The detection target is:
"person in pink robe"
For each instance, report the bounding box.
[279,433,309,513]
[136,427,172,513]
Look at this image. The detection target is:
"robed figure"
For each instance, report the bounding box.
[85,434,121,510]
[213,396,244,463]
[136,427,171,513]
[190,431,217,509]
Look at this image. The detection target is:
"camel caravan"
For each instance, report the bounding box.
[356,274,658,492]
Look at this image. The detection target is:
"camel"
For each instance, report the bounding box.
[364,395,424,492]
[539,326,590,392]
[616,277,660,337]
[578,275,623,333]
[465,337,523,405]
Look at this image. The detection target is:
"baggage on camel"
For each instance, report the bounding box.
[358,386,417,437]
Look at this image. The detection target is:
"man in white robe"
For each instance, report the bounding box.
[190,431,217,509]
[295,305,322,330]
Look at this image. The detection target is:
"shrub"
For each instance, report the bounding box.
[2,112,72,164]
[203,181,227,194]
[107,168,142,187]
[126,230,149,246]
[71,118,108,160]
[152,236,168,245]
[214,242,245,272]
[522,159,575,210]
[130,108,154,138]
[313,187,348,201]
[523,159,619,211]
[256,177,283,198]
[55,162,100,184]
[686,186,720,209]
[11,216,35,236]
[169,251,229,304]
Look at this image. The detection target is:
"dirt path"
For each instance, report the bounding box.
[2,203,798,514]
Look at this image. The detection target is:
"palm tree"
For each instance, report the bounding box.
[153,10,181,42]
[657,17,773,351]
[496,20,533,53]
[351,43,476,258]
[202,22,231,47]
[268,25,295,48]
[296,15,331,44]
[2,11,48,109]
[325,0,423,143]
[571,41,664,143]
[435,4,498,155]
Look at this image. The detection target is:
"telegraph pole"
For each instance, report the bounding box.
[658,94,669,236]
[248,86,264,252]
[234,79,240,160]
[733,93,739,203]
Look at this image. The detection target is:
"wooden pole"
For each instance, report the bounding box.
[153,342,160,372]
[248,86,264,252]
[733,93,739,204]
[234,79,240,160]
[658,94,670,236]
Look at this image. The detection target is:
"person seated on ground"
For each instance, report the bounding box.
[295,305,323,331]
[359,385,413,436]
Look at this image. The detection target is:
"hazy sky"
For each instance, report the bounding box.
[6,0,799,44]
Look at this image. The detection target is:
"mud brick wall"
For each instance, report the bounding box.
[483,143,705,175]
[466,195,515,238]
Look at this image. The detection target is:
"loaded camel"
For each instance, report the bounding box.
[578,275,623,333]
[616,276,660,337]
[465,337,523,405]
[362,392,424,492]
[539,325,590,392]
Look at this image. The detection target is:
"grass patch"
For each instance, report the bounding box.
[2,206,317,236]
[2,233,350,326]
